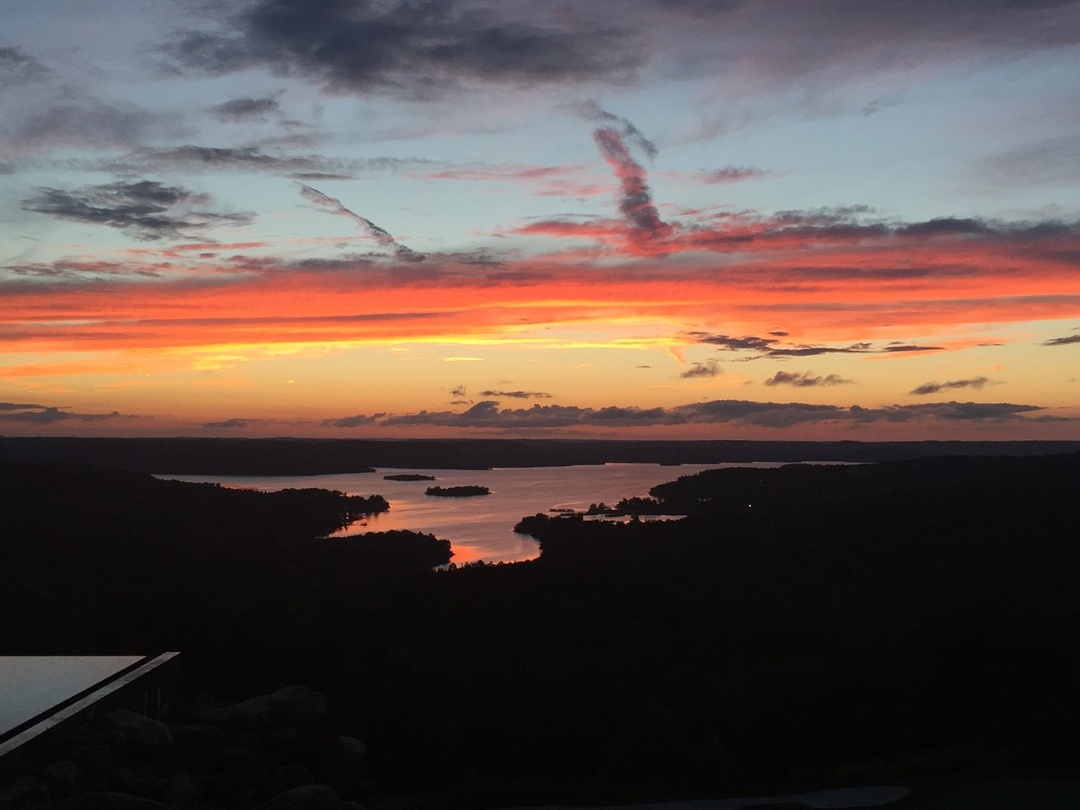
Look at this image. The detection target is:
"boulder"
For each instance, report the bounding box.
[171,722,258,759]
[198,686,327,732]
[100,711,172,753]
[205,746,270,805]
[43,759,84,801]
[0,775,49,810]
[261,784,343,810]
[333,737,365,768]
[270,764,315,794]
[54,792,172,810]
[156,773,202,807]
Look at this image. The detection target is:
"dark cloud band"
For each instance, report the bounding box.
[322,397,1053,431]
[166,0,642,96]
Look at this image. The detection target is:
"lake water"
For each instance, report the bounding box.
[166,463,787,563]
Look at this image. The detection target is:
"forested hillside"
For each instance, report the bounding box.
[3,453,1079,807]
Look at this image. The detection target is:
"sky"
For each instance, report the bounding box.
[2,0,1079,441]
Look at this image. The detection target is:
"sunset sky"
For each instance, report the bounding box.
[3,0,1079,440]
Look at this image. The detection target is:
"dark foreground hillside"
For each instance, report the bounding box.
[2,453,1080,808]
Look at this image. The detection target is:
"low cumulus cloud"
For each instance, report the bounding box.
[910,376,992,395]
[22,179,253,240]
[322,397,1054,431]
[764,371,852,387]
[165,0,641,97]
[680,359,722,378]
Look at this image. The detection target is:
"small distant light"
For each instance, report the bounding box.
[748,503,752,508]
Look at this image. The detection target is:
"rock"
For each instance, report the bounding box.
[54,791,174,810]
[156,773,202,807]
[100,711,172,753]
[333,737,365,769]
[197,686,327,732]
[106,767,153,798]
[171,722,259,759]
[264,686,329,730]
[196,697,267,732]
[265,726,312,762]
[67,743,117,788]
[44,759,84,801]
[0,775,49,810]
[261,784,342,810]
[270,764,315,794]
[205,746,270,805]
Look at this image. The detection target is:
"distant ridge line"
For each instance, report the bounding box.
[1,436,1078,475]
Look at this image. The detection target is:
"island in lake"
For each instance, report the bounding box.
[383,473,436,481]
[425,484,490,497]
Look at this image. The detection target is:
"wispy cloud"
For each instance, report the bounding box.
[695,166,770,184]
[592,118,671,246]
[639,0,1080,104]
[576,102,659,160]
[0,46,51,84]
[209,96,280,122]
[21,180,252,240]
[4,100,177,155]
[1043,332,1080,346]
[104,146,427,178]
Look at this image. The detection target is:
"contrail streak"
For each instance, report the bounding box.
[298,183,423,260]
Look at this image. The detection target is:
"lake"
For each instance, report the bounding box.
[166,463,788,563]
